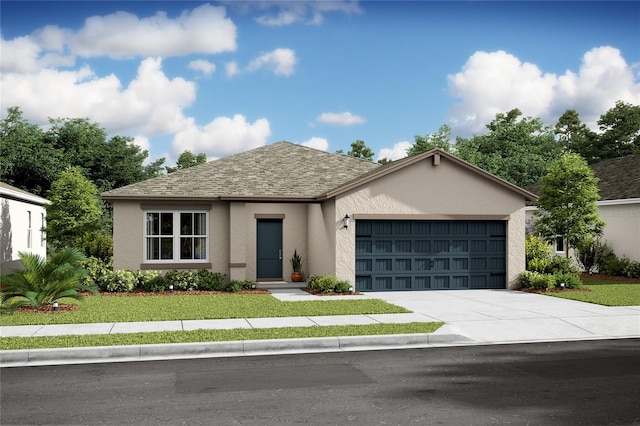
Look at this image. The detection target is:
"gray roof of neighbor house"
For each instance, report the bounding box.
[102,142,381,201]
[524,154,640,201]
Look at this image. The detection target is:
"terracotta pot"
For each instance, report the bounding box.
[291,272,304,282]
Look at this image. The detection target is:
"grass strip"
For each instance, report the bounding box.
[0,294,410,326]
[0,322,443,350]
[544,284,640,306]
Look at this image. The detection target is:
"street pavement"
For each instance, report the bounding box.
[1,289,639,367]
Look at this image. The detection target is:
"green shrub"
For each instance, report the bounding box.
[197,270,225,291]
[575,237,607,274]
[73,232,113,262]
[526,235,553,271]
[549,255,578,275]
[517,270,536,288]
[554,272,582,289]
[80,257,113,291]
[136,270,160,289]
[141,275,168,292]
[225,280,242,292]
[307,275,352,293]
[107,270,137,292]
[334,280,352,293]
[528,257,551,274]
[601,255,629,276]
[165,270,198,291]
[530,273,556,291]
[625,261,640,279]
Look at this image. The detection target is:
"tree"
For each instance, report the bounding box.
[377,157,393,165]
[456,109,563,187]
[0,247,97,312]
[555,109,598,162]
[407,124,453,156]
[595,101,640,162]
[534,152,605,257]
[46,166,105,250]
[347,140,374,161]
[0,107,62,197]
[166,150,207,173]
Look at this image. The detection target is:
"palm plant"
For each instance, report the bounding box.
[0,247,98,312]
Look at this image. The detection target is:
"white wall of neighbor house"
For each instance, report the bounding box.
[526,200,640,263]
[334,156,528,289]
[0,195,48,274]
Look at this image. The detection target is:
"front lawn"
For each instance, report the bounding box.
[0,293,410,326]
[544,274,640,306]
[0,322,443,350]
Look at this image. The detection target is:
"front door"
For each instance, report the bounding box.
[256,219,283,280]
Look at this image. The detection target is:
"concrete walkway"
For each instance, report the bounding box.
[1,289,639,367]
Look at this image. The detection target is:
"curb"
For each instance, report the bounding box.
[0,333,472,367]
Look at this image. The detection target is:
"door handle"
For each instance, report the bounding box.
[278,249,282,260]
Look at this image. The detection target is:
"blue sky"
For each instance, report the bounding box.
[1,1,638,165]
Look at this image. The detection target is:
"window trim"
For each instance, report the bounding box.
[143,210,209,264]
[554,236,565,254]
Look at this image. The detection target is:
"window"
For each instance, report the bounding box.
[554,236,565,254]
[144,211,208,262]
[27,211,32,249]
[41,213,46,247]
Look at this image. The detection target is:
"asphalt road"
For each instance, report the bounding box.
[2,339,639,425]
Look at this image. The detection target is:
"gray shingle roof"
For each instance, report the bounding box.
[524,154,640,201]
[102,142,381,200]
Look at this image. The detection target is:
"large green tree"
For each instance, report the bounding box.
[45,166,105,249]
[166,150,207,173]
[555,109,598,162]
[456,109,563,187]
[534,152,604,257]
[595,101,640,162]
[407,124,453,156]
[347,140,374,161]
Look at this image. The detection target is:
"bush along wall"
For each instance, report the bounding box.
[518,235,582,290]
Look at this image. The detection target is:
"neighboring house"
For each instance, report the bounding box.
[102,142,536,291]
[525,154,640,261]
[0,182,49,275]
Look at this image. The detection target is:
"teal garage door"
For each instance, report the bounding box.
[355,220,506,291]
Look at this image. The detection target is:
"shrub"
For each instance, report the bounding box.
[225,280,242,292]
[575,237,608,274]
[307,275,352,293]
[528,257,551,274]
[141,275,168,292]
[106,270,137,292]
[530,273,556,291]
[165,270,198,291]
[334,279,352,293]
[554,272,582,289]
[601,255,629,277]
[517,270,536,288]
[625,261,640,279]
[549,255,578,275]
[73,232,113,262]
[526,235,553,271]
[197,270,225,291]
[80,257,113,291]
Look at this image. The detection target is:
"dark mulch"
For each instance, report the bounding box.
[302,287,362,296]
[16,304,80,314]
[520,287,591,294]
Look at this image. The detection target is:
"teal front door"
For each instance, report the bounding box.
[256,220,283,280]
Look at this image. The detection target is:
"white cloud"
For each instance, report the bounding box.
[447,47,640,137]
[253,1,363,26]
[248,48,297,76]
[301,137,329,151]
[171,114,271,159]
[72,4,236,58]
[132,135,150,152]
[188,59,216,76]
[1,57,195,138]
[225,61,240,77]
[317,111,366,126]
[377,141,411,161]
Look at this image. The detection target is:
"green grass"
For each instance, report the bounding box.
[543,275,640,306]
[0,322,443,350]
[0,293,410,326]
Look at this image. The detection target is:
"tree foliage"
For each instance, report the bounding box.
[45,166,105,250]
[407,124,453,156]
[0,247,97,312]
[534,152,605,257]
[347,140,374,161]
[455,109,563,187]
[166,150,207,173]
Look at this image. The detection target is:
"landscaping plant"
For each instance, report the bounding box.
[0,247,98,312]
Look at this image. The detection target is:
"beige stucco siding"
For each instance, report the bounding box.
[307,201,336,277]
[111,200,143,271]
[334,156,527,288]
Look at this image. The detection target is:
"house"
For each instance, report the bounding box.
[0,182,49,274]
[525,154,640,261]
[102,142,536,291]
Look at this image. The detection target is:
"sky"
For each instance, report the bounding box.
[1,1,639,165]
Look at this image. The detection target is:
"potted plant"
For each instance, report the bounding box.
[290,249,304,282]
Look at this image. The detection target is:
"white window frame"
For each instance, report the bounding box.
[27,210,32,249]
[143,210,209,263]
[41,213,46,247]
[554,236,565,254]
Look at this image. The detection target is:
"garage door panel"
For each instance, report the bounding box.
[355,220,506,291]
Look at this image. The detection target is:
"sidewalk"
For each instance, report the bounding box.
[2,289,639,367]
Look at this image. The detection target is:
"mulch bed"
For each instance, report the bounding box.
[581,273,640,284]
[100,289,271,296]
[16,304,80,314]
[302,287,362,296]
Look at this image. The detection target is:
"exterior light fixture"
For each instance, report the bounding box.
[53,301,59,312]
[349,286,354,294]
[169,284,174,293]
[343,214,350,229]
[560,282,565,289]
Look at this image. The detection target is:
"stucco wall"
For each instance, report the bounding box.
[111,200,144,271]
[334,156,527,288]
[307,201,336,277]
[0,196,47,274]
